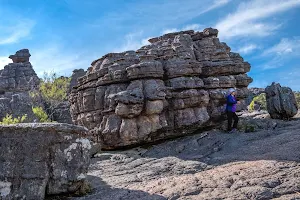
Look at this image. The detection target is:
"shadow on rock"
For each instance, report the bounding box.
[140,120,300,166]
[72,175,166,200]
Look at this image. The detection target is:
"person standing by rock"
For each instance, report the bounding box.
[226,88,240,133]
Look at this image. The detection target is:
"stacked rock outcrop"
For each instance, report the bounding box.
[265,82,298,119]
[70,28,253,149]
[0,49,41,121]
[0,49,40,92]
[69,69,86,92]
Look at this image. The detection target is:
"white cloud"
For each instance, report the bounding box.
[199,0,231,15]
[0,19,35,45]
[162,24,205,35]
[0,57,11,69]
[183,24,204,32]
[249,79,269,88]
[216,0,300,39]
[113,31,152,52]
[237,44,259,54]
[256,37,300,70]
[30,45,92,76]
[263,38,300,56]
[162,28,180,35]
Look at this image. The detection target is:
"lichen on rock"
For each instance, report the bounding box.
[0,123,91,199]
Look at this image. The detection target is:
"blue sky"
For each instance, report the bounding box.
[0,0,300,90]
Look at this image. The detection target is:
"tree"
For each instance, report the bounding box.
[36,71,70,121]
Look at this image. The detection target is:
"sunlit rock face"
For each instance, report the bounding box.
[70,28,253,149]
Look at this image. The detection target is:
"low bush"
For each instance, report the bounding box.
[249,93,267,112]
[0,114,27,125]
[32,106,51,122]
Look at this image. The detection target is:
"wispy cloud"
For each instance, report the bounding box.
[30,44,93,76]
[216,0,300,39]
[113,31,152,52]
[0,19,35,45]
[263,38,300,56]
[199,0,231,15]
[257,37,300,70]
[237,44,259,55]
[249,79,269,88]
[0,57,11,69]
[162,24,205,34]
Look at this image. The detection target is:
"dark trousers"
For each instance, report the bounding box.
[227,111,238,131]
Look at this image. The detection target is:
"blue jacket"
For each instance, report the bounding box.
[226,94,237,112]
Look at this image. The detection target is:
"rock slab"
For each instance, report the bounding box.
[70,28,253,149]
[75,118,300,200]
[265,82,298,119]
[0,123,91,200]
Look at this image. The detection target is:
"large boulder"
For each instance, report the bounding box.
[265,82,298,119]
[70,28,253,149]
[0,123,91,199]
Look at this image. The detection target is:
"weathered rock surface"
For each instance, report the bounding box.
[69,69,86,92]
[265,82,298,119]
[70,28,253,149]
[74,118,300,200]
[0,49,39,92]
[0,123,91,200]
[246,87,265,105]
[52,101,73,124]
[0,92,38,121]
[0,49,41,121]
[8,49,31,63]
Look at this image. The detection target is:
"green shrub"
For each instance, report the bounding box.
[35,71,71,120]
[40,71,70,104]
[249,93,267,112]
[294,92,300,108]
[248,100,255,112]
[0,114,27,125]
[244,124,256,133]
[32,106,51,122]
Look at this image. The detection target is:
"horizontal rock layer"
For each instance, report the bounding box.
[0,123,91,199]
[70,28,253,149]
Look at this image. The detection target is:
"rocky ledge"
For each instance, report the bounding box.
[0,123,91,200]
[69,28,253,149]
[75,116,300,200]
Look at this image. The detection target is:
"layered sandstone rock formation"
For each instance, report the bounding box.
[266,82,298,119]
[0,49,39,92]
[70,28,253,149]
[69,69,86,92]
[0,123,91,199]
[0,49,41,121]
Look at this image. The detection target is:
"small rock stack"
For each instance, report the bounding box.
[0,49,41,121]
[0,49,40,92]
[70,28,253,149]
[265,82,298,119]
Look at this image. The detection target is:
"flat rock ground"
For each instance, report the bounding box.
[74,116,300,200]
